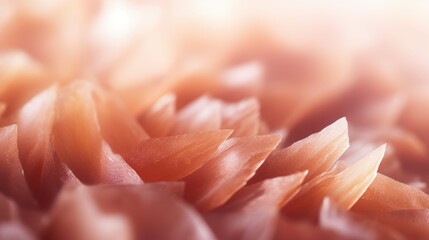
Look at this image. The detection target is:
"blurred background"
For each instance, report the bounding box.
[1,0,429,190]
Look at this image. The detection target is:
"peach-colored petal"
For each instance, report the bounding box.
[18,86,78,207]
[222,171,307,211]
[284,145,385,219]
[2,2,429,238]
[184,135,281,212]
[92,84,149,160]
[0,125,35,207]
[352,173,429,212]
[52,81,141,184]
[104,79,170,117]
[252,117,349,184]
[34,143,79,206]
[172,96,222,134]
[129,130,232,182]
[221,98,260,137]
[52,82,103,183]
[137,93,176,137]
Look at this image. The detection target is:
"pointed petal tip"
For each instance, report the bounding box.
[369,144,387,166]
[260,133,282,147]
[219,129,234,137]
[332,117,348,131]
[297,170,309,182]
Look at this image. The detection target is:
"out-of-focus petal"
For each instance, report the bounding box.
[320,198,405,240]
[172,96,222,134]
[0,103,5,119]
[0,0,94,81]
[367,209,429,239]
[46,185,135,240]
[221,98,260,137]
[214,61,264,102]
[400,88,429,149]
[274,216,342,240]
[206,206,278,240]
[0,52,49,118]
[48,184,216,240]
[349,94,405,128]
[0,194,20,222]
[0,222,36,240]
